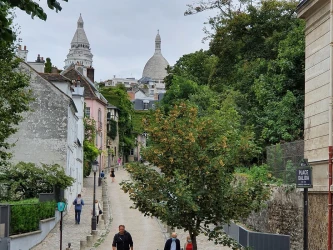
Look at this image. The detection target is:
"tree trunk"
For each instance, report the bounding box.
[191,233,198,250]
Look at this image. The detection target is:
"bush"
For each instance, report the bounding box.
[235,164,281,185]
[0,162,75,200]
[84,161,92,177]
[10,200,56,235]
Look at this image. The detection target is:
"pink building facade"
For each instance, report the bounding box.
[62,66,108,172]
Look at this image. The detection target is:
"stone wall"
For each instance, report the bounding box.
[244,186,303,250]
[309,192,327,250]
[8,62,69,166]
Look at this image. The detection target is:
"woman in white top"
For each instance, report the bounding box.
[94,199,102,225]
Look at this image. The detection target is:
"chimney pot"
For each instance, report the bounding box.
[24,45,26,50]
[19,45,22,50]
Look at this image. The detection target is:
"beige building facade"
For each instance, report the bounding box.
[297,0,333,248]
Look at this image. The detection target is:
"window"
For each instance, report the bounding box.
[98,109,102,122]
[98,109,102,130]
[100,132,103,147]
[143,103,148,110]
[130,148,134,155]
[85,107,90,118]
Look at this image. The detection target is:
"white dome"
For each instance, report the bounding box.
[142,52,169,79]
[142,31,169,80]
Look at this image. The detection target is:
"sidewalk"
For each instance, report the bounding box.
[31,174,102,250]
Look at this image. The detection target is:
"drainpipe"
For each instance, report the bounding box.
[328,1,333,248]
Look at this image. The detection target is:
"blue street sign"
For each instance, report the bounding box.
[296,167,313,188]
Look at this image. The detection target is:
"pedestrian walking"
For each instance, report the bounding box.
[110,167,115,182]
[93,199,102,225]
[164,232,181,250]
[118,157,122,167]
[112,225,133,250]
[100,170,105,178]
[184,235,193,250]
[73,194,84,224]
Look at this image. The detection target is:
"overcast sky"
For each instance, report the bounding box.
[14,0,216,81]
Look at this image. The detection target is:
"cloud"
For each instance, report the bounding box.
[14,0,216,81]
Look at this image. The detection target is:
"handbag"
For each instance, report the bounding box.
[99,209,103,215]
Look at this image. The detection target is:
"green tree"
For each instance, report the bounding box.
[100,85,135,158]
[44,57,52,73]
[0,162,74,200]
[120,101,267,250]
[1,0,69,42]
[184,0,252,41]
[0,39,33,165]
[161,76,199,111]
[83,117,99,177]
[206,0,305,150]
[164,50,217,89]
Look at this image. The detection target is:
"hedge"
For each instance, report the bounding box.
[10,200,57,235]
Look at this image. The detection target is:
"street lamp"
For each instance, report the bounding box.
[91,160,98,231]
[98,147,102,186]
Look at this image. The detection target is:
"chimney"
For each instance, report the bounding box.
[16,45,28,62]
[28,54,45,73]
[87,67,95,82]
[36,54,41,62]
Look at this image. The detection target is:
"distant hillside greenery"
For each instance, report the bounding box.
[164,0,305,163]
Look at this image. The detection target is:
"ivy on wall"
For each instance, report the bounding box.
[108,119,117,140]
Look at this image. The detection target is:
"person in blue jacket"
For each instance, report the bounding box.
[73,194,84,224]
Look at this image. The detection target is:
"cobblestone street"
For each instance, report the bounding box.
[30,167,232,250]
[97,167,232,250]
[97,167,166,250]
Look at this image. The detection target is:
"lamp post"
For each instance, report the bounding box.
[91,160,98,231]
[57,201,67,250]
[98,147,102,186]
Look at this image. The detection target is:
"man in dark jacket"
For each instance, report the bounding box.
[164,232,181,250]
[72,194,84,224]
[112,225,133,250]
